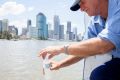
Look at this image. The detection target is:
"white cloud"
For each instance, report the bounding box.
[0,1,26,16]
[28,7,34,11]
[0,8,6,16]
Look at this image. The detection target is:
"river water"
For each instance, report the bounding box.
[0,40,84,80]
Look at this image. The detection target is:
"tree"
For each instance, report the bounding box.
[1,31,12,40]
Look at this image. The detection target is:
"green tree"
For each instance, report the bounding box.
[1,31,12,40]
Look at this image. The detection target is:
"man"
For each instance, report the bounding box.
[39,0,120,80]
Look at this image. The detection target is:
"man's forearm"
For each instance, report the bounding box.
[59,55,83,68]
[66,38,115,57]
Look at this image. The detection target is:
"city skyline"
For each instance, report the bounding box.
[0,14,81,41]
[26,12,80,41]
[0,0,85,35]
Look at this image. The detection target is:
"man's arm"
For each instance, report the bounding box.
[39,37,115,60]
[50,55,83,70]
[67,38,115,57]
[59,55,83,68]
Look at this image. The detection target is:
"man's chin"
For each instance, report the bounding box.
[87,13,96,16]
[87,13,92,16]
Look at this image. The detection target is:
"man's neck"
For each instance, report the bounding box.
[99,0,108,19]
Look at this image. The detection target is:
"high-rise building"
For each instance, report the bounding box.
[26,20,32,38]
[0,20,2,33]
[54,15,60,40]
[59,25,64,40]
[2,19,8,32]
[67,21,71,33]
[73,27,78,40]
[66,21,72,40]
[21,28,27,35]
[48,23,54,39]
[30,27,38,38]
[48,30,54,39]
[48,23,52,30]
[36,13,48,40]
[44,24,48,39]
[27,19,31,32]
[69,32,74,40]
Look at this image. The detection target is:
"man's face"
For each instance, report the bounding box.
[80,0,99,16]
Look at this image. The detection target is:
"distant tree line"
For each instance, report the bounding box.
[0,31,12,40]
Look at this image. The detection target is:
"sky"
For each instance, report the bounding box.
[0,0,86,35]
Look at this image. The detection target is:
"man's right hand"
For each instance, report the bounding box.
[50,60,61,70]
[38,46,64,59]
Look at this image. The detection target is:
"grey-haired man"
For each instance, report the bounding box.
[39,0,120,79]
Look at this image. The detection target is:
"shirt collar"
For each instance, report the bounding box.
[91,16,105,27]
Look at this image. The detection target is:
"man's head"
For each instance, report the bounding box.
[70,0,108,18]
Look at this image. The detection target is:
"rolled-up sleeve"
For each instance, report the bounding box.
[98,13,120,50]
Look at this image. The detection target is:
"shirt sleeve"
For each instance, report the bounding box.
[98,11,120,50]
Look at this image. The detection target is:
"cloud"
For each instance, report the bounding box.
[28,7,34,11]
[0,1,26,16]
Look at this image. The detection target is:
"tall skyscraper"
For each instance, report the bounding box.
[36,13,48,40]
[54,15,60,40]
[0,20,2,33]
[59,25,64,40]
[44,24,48,39]
[30,27,38,38]
[2,19,8,32]
[69,32,74,40]
[27,19,32,32]
[67,21,71,33]
[48,23,54,39]
[48,23,52,30]
[48,30,54,39]
[26,19,32,38]
[66,21,72,40]
[21,28,27,36]
[73,27,78,40]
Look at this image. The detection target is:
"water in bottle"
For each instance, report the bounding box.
[43,54,52,80]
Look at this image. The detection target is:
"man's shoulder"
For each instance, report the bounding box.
[109,0,120,8]
[108,0,120,19]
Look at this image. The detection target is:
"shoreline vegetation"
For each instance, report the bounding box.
[0,31,19,40]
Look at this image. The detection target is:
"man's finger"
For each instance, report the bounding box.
[48,54,54,59]
[38,51,47,59]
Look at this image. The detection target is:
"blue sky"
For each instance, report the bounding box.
[0,0,85,34]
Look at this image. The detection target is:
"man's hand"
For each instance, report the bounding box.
[39,46,64,59]
[50,60,61,70]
